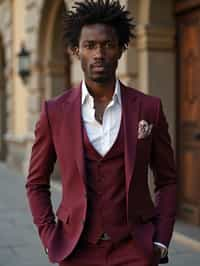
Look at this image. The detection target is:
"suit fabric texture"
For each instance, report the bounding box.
[82,114,131,243]
[26,82,177,264]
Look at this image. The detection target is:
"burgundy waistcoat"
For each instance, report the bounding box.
[82,117,131,243]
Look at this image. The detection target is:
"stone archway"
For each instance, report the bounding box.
[38,0,71,180]
[0,35,7,161]
[38,0,71,102]
[23,0,75,174]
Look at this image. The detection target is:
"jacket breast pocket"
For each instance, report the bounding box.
[137,133,152,145]
[136,136,152,160]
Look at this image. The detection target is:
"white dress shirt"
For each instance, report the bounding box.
[81,79,167,257]
[81,79,122,157]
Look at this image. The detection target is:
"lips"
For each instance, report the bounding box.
[92,64,106,71]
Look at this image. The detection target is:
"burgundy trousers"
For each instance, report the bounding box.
[59,236,159,266]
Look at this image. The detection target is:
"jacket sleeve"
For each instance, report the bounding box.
[25,101,57,249]
[150,99,177,247]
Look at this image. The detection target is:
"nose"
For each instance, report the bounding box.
[94,45,105,59]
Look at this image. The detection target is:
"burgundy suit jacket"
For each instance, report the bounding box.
[26,82,177,263]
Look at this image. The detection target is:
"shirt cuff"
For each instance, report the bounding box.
[153,242,168,258]
[153,242,167,249]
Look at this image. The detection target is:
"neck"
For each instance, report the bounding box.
[85,78,116,101]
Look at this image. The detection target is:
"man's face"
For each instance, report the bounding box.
[76,24,122,83]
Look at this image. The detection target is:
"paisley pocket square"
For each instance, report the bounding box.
[138,120,153,139]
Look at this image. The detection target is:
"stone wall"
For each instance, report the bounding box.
[0,0,13,166]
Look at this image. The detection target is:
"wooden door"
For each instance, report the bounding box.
[176,1,200,225]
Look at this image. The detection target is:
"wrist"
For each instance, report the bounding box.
[153,243,168,258]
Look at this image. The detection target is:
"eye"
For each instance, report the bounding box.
[104,41,115,48]
[84,42,95,49]
[105,42,112,48]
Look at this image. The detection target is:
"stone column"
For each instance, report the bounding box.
[136,23,176,202]
[137,24,176,142]
[0,0,14,166]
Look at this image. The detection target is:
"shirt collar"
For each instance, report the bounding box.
[81,79,121,106]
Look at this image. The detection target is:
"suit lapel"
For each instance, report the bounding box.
[121,84,140,194]
[62,84,86,184]
[61,82,140,191]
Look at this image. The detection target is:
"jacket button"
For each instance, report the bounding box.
[82,220,85,225]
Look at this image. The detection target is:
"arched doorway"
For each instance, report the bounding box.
[51,2,71,97]
[38,0,71,180]
[0,36,7,161]
[39,0,71,102]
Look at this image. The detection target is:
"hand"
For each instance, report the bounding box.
[152,244,162,265]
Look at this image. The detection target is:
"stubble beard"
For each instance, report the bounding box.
[91,75,110,83]
[89,67,113,84]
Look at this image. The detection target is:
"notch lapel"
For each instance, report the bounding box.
[121,85,140,194]
[62,85,86,184]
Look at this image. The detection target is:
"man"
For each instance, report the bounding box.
[26,1,177,265]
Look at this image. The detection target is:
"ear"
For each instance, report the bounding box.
[118,47,123,59]
[71,46,80,59]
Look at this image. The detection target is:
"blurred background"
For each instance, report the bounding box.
[0,0,200,265]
